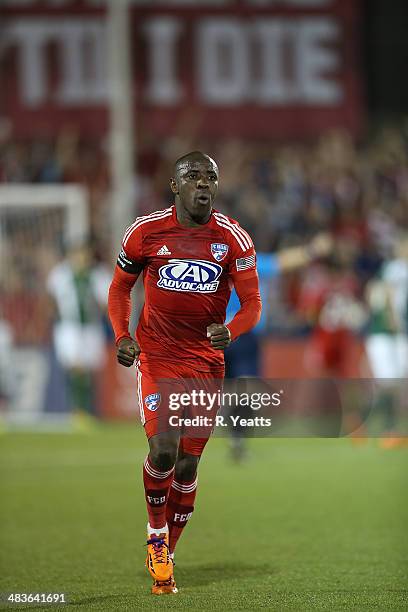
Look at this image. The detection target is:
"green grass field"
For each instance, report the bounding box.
[1,426,407,611]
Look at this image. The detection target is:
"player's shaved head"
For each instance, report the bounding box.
[170,150,219,226]
[174,151,218,176]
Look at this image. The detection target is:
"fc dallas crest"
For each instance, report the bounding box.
[211,243,229,262]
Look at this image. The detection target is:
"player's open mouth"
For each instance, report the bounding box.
[196,194,211,204]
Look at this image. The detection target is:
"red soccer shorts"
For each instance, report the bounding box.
[135,356,225,456]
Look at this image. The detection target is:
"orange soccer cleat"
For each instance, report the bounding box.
[145,532,173,582]
[151,576,178,595]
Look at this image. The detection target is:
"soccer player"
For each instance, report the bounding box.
[108,151,261,595]
[363,236,408,447]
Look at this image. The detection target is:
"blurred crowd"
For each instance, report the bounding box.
[2,120,408,343]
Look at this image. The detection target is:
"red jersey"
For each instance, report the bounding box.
[116,205,257,369]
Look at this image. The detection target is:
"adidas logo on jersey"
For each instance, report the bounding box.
[157,245,172,255]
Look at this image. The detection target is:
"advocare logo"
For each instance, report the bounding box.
[157,259,222,293]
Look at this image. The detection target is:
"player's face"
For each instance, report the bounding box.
[172,159,219,222]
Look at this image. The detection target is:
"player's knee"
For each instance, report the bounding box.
[175,453,200,481]
[149,437,178,471]
[150,447,177,471]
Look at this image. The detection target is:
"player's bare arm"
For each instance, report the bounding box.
[276,232,333,273]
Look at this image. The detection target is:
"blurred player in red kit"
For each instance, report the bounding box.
[108,152,261,595]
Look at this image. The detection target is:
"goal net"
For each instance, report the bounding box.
[0,184,89,428]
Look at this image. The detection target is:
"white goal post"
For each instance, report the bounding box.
[0,184,90,428]
[0,184,89,246]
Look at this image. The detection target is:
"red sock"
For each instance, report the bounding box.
[143,455,174,531]
[166,477,197,553]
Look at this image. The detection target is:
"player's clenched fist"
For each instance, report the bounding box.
[207,323,231,350]
[117,337,141,367]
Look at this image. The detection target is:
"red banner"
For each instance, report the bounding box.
[1,0,363,139]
